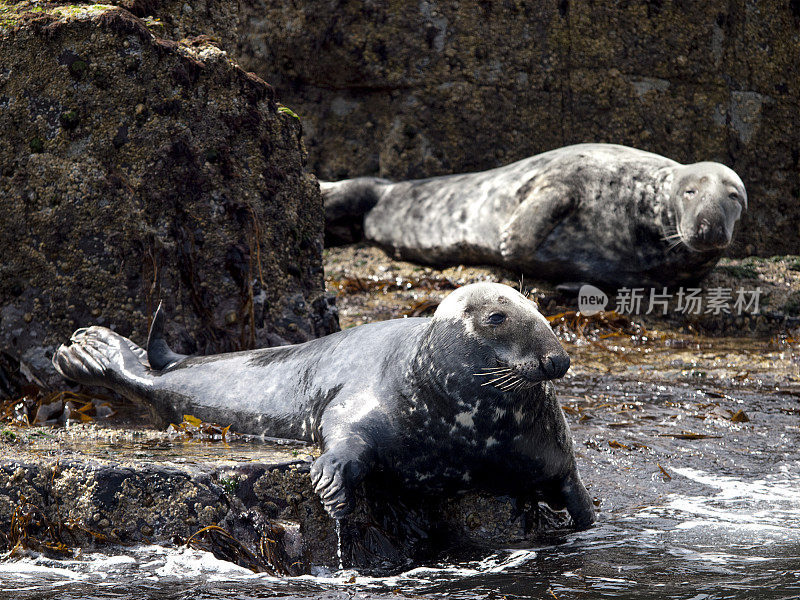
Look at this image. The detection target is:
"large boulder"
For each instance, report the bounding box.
[232,1,800,259]
[0,4,338,393]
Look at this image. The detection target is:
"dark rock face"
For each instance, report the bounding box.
[0,5,338,391]
[0,430,567,572]
[19,3,796,258]
[231,1,800,259]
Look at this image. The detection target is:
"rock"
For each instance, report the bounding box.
[27,4,796,260]
[0,426,568,572]
[0,4,338,393]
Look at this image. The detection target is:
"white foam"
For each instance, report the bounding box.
[153,546,256,579]
[657,468,800,536]
[0,555,88,580]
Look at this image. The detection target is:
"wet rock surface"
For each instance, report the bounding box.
[0,3,337,394]
[0,425,570,572]
[0,427,321,571]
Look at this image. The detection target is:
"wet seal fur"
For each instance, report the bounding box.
[53,283,594,530]
[322,143,747,288]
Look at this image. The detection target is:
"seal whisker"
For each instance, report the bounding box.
[474,368,512,376]
[484,373,516,387]
[488,372,511,383]
[480,375,512,387]
[484,373,515,383]
[497,376,524,391]
[666,237,685,253]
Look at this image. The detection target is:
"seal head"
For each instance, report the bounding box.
[670,162,747,252]
[430,282,569,391]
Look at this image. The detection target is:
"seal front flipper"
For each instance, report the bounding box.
[500,183,579,264]
[146,302,187,371]
[558,469,595,530]
[310,438,375,519]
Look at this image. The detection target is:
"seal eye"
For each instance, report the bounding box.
[486,312,507,326]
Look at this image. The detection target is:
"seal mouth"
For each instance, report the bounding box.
[683,228,731,251]
[474,354,570,392]
[672,197,736,254]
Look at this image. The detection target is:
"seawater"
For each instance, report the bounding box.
[1,467,799,599]
[3,335,799,599]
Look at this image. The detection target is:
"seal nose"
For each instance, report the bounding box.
[541,352,570,379]
[692,208,730,249]
[696,220,728,247]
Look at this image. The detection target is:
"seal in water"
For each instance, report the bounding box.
[53,283,594,528]
[321,143,747,288]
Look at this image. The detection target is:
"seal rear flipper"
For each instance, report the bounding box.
[52,326,151,396]
[321,177,393,245]
[146,302,187,371]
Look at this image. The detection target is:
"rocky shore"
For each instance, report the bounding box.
[0,422,569,573]
[1,244,797,572]
[325,244,800,336]
[2,318,798,572]
[1,0,798,580]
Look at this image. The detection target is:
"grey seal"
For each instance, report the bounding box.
[322,143,747,288]
[52,282,594,529]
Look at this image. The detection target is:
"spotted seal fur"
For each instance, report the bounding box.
[322,143,746,288]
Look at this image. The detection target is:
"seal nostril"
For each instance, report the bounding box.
[546,353,570,379]
[539,356,553,378]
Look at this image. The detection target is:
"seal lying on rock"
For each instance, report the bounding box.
[322,143,747,288]
[53,282,594,529]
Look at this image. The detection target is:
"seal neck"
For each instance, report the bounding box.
[650,168,679,240]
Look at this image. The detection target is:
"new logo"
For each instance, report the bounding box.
[577,284,608,316]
